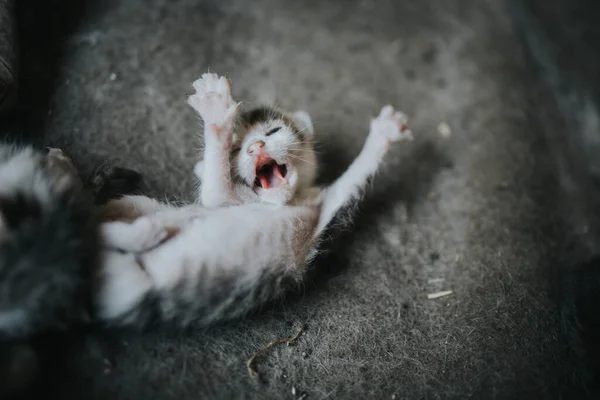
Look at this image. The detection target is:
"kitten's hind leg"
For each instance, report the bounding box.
[316,105,412,235]
[188,73,239,207]
[101,217,168,253]
[97,250,154,323]
[102,195,167,222]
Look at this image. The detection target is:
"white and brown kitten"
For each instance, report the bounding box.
[95,73,413,329]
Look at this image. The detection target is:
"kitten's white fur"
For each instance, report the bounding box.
[95,73,412,328]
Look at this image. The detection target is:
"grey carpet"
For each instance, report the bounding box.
[7,0,600,398]
[0,0,17,112]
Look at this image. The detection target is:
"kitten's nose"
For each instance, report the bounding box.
[248,140,265,155]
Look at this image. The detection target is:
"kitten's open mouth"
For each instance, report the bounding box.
[254,159,288,189]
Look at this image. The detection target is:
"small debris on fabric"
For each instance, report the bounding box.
[103,368,111,375]
[292,386,297,396]
[247,327,305,378]
[437,122,452,137]
[427,278,445,284]
[109,73,117,81]
[427,290,452,299]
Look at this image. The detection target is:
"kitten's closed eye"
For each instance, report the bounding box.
[266,127,281,136]
[231,147,242,154]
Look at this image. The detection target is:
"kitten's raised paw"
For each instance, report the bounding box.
[128,217,168,252]
[188,73,238,129]
[369,105,413,145]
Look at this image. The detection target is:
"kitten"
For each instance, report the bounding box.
[0,145,143,399]
[95,73,413,328]
[0,145,99,339]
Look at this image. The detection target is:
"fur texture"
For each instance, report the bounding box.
[0,145,143,399]
[0,145,99,338]
[95,74,412,329]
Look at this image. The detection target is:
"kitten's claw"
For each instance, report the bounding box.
[128,217,168,252]
[369,105,413,145]
[188,73,238,131]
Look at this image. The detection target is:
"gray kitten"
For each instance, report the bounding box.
[0,145,98,338]
[0,144,142,398]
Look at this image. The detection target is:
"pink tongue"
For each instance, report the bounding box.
[259,176,270,189]
[258,165,285,189]
[274,166,284,180]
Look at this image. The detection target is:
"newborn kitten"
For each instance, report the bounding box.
[96,73,413,328]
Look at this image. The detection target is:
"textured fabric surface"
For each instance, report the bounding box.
[9,0,600,398]
[509,0,600,392]
[0,0,17,112]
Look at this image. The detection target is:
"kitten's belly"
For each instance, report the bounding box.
[141,204,318,289]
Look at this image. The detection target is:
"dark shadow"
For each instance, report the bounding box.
[499,0,600,396]
[0,0,99,146]
[306,140,451,289]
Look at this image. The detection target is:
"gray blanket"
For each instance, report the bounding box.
[6,0,600,398]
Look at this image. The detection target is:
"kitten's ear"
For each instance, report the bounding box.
[293,111,314,136]
[193,160,205,181]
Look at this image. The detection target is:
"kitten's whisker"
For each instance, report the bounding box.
[295,125,313,135]
[287,154,316,166]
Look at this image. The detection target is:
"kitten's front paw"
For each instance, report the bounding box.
[129,217,168,252]
[187,73,238,130]
[369,105,413,145]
